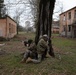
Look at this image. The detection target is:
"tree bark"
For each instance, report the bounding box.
[35,0,55,57]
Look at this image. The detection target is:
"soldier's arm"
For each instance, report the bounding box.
[40,39,48,48]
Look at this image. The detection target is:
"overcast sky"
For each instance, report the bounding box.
[4,0,76,27]
[53,0,76,20]
[58,0,76,11]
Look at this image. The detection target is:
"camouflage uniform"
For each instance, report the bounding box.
[21,43,37,63]
[30,36,48,64]
[21,35,48,64]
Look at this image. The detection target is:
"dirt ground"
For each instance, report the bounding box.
[0,33,76,75]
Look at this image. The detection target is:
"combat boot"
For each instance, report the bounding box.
[26,57,33,63]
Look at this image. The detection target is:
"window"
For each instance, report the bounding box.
[9,23,11,33]
[63,26,66,31]
[68,25,71,32]
[63,15,66,21]
[12,24,14,33]
[74,10,76,18]
[68,12,71,20]
[9,23,13,33]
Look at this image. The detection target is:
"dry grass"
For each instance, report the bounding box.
[0,32,76,75]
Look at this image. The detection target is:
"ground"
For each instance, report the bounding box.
[0,32,76,75]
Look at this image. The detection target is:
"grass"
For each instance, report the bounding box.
[0,32,76,75]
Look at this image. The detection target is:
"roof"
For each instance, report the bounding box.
[0,15,17,24]
[60,6,76,15]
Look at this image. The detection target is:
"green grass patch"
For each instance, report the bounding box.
[0,32,76,75]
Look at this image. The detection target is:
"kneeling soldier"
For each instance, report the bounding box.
[27,34,49,64]
[21,42,37,63]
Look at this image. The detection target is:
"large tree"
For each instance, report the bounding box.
[35,0,56,57]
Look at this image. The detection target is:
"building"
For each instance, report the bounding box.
[60,6,76,38]
[52,21,59,34]
[0,15,17,39]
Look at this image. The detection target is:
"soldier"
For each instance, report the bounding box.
[26,34,49,64]
[21,42,37,63]
[24,39,33,47]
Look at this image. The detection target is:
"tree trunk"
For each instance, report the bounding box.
[35,0,55,57]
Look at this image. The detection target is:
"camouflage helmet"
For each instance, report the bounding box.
[43,34,49,40]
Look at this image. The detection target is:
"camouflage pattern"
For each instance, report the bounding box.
[30,54,42,63]
[30,37,48,63]
[37,38,48,54]
[21,36,48,63]
[28,43,37,53]
[21,43,37,63]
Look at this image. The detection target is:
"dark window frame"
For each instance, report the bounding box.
[63,26,66,31]
[68,25,71,32]
[68,12,71,20]
[63,14,66,21]
[74,10,76,18]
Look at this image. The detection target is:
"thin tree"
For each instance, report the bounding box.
[13,7,26,34]
[0,0,6,18]
[53,1,64,20]
[35,0,56,57]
